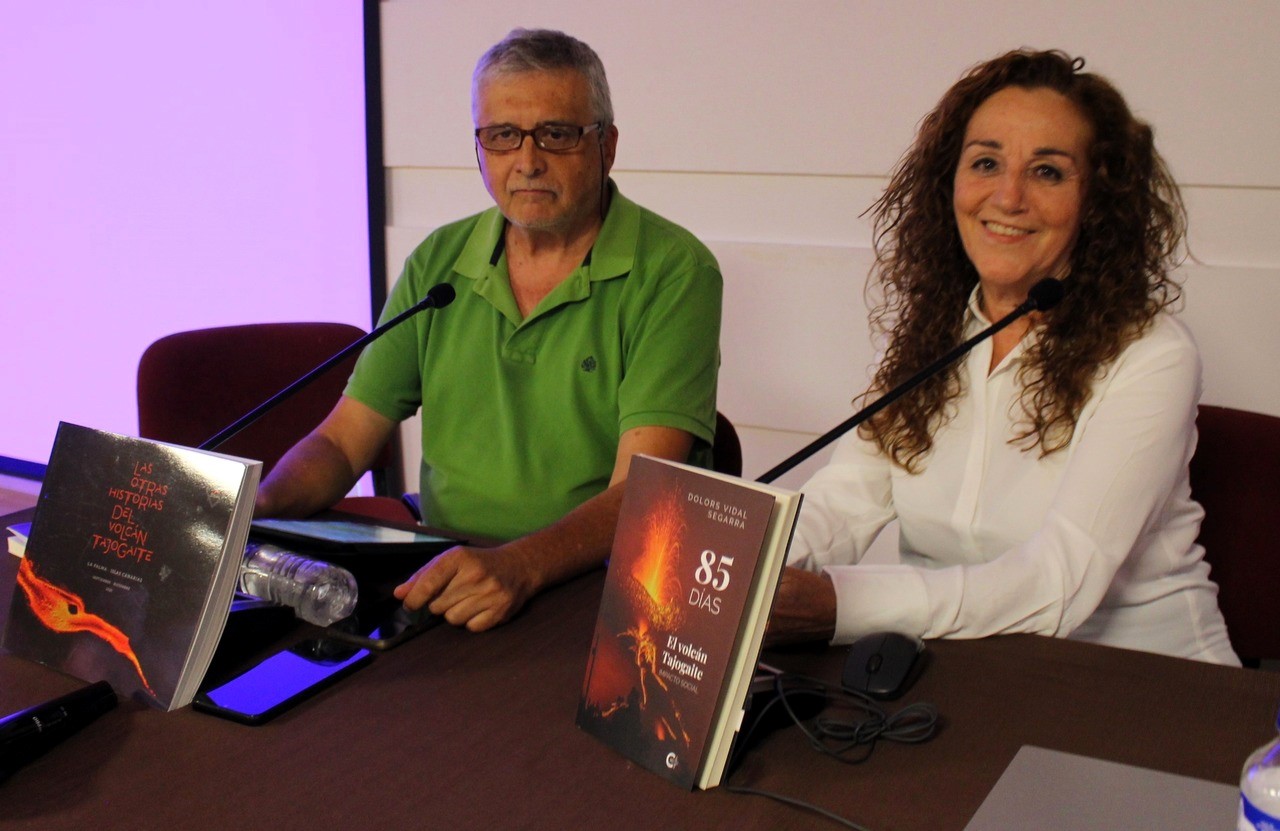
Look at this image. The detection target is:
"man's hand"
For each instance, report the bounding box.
[393,543,541,632]
[390,424,699,633]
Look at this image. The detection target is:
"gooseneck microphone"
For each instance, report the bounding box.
[757,277,1065,484]
[199,283,456,452]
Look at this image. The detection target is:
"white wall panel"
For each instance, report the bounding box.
[387,168,491,230]
[712,242,877,433]
[1181,263,1280,416]
[1182,187,1280,268]
[389,168,884,248]
[382,0,1280,185]
[610,172,882,249]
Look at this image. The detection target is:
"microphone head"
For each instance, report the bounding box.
[425,283,456,308]
[1026,277,1065,311]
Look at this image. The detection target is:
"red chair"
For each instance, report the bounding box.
[1189,404,1280,666]
[137,322,415,524]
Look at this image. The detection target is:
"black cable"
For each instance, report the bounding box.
[724,669,941,830]
[722,784,875,831]
[784,670,939,763]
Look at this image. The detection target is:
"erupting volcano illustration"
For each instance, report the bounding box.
[629,488,686,628]
[580,487,691,754]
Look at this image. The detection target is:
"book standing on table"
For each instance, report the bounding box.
[577,455,802,789]
[4,422,261,711]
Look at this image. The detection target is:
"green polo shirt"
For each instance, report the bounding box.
[345,187,722,541]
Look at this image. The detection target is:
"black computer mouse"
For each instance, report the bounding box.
[841,631,924,700]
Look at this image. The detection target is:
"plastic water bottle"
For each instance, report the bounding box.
[1239,711,1280,830]
[237,542,358,626]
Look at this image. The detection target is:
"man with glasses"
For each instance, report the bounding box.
[256,29,722,632]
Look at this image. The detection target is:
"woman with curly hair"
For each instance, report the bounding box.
[770,49,1238,665]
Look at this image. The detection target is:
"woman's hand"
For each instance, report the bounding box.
[766,566,838,646]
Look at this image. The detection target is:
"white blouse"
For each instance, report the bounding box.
[789,295,1239,665]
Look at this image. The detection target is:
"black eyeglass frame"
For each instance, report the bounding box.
[474,122,604,153]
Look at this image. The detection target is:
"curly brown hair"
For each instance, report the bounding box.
[862,49,1187,472]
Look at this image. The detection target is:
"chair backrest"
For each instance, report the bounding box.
[713,411,743,478]
[1188,404,1280,664]
[137,322,393,482]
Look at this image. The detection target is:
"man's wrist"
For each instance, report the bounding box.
[496,537,552,597]
[500,528,608,596]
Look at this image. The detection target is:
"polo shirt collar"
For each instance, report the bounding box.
[452,180,639,285]
[583,181,640,282]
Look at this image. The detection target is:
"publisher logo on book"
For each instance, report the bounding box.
[665,752,679,771]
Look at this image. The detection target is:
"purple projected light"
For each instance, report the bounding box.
[1,2,373,470]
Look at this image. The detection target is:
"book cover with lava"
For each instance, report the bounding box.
[4,423,260,711]
[576,455,781,788]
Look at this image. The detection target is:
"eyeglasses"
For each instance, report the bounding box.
[474,122,603,153]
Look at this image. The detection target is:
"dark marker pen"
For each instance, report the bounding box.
[0,681,117,779]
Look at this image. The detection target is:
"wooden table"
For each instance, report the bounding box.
[1,510,1275,830]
